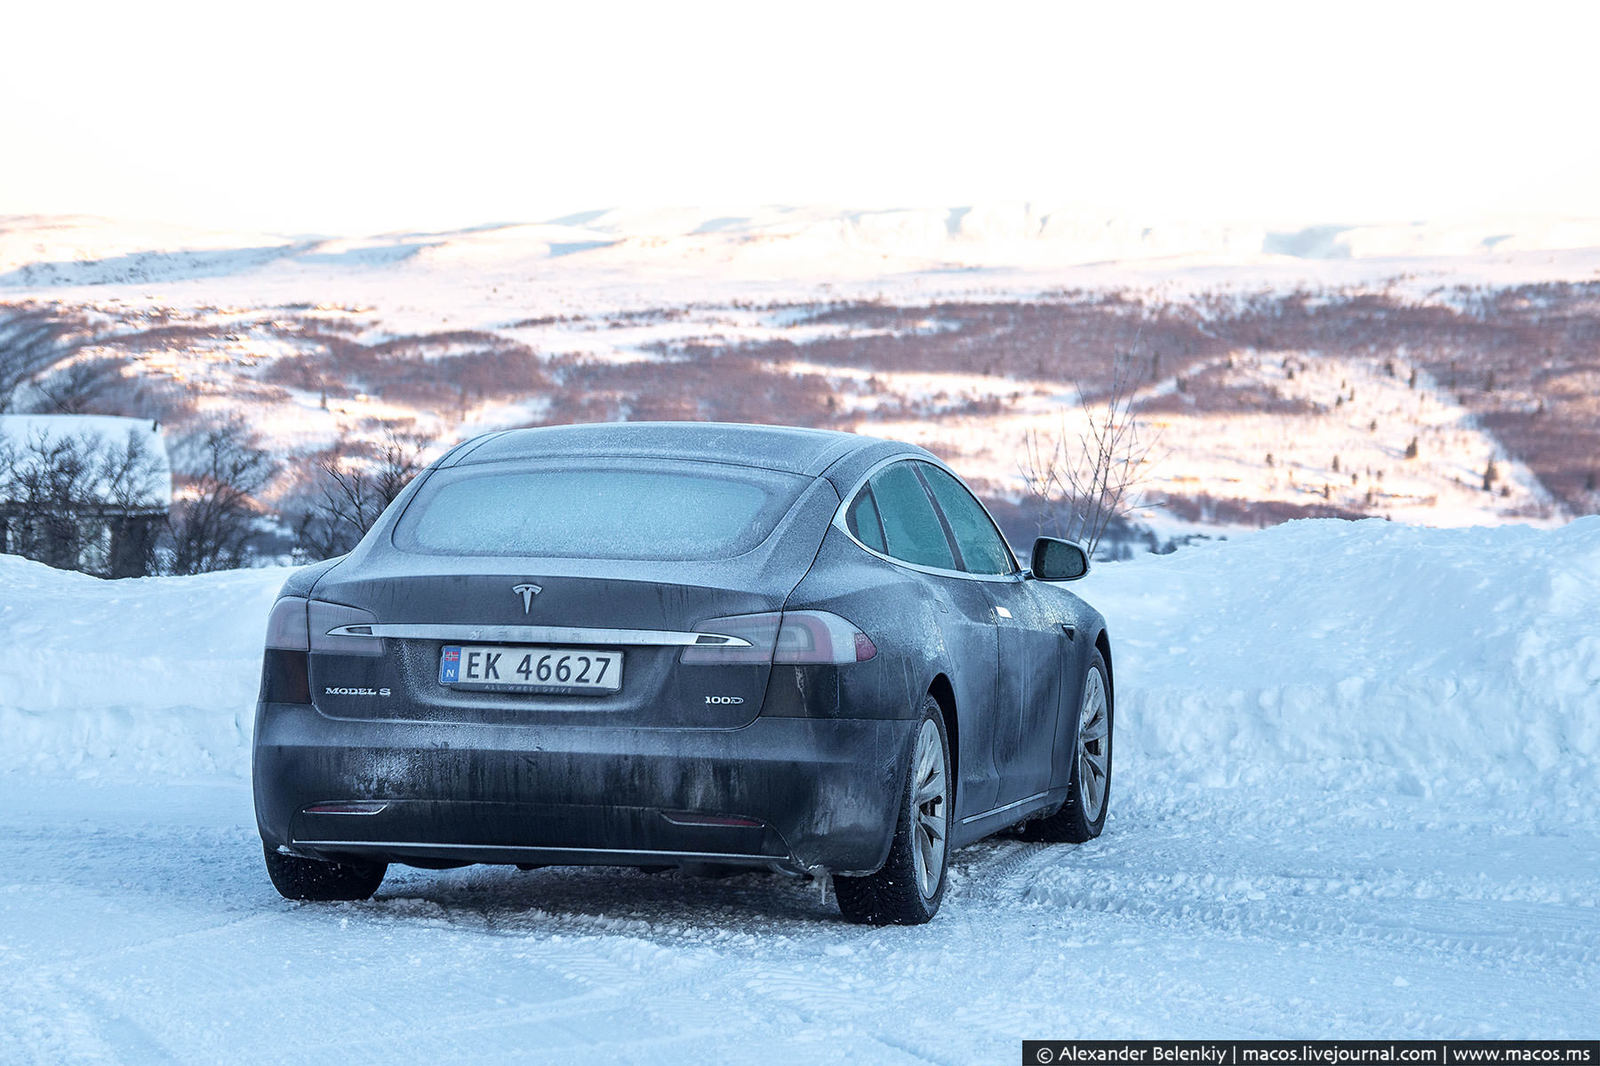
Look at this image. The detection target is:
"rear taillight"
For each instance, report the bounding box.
[261,597,311,704]
[772,611,878,664]
[262,596,383,655]
[264,596,310,652]
[260,597,381,704]
[308,600,382,656]
[260,649,311,704]
[681,611,877,665]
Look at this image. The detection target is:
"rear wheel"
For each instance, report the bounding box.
[263,843,387,901]
[1018,649,1112,844]
[836,698,951,925]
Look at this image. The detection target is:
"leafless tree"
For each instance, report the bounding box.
[1018,351,1158,556]
[0,307,84,413]
[164,417,277,574]
[28,355,128,414]
[0,433,95,568]
[292,430,425,560]
[0,426,164,573]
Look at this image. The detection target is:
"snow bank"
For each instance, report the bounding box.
[2,517,1597,797]
[1079,516,1600,803]
[0,556,291,778]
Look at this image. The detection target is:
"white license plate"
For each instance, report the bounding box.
[439,645,623,694]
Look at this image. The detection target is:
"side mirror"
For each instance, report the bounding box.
[1031,537,1090,581]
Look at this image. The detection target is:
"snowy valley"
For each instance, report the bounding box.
[3,210,1599,557]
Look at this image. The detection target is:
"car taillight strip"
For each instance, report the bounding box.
[682,610,877,665]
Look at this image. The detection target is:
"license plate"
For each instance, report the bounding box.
[439,645,623,694]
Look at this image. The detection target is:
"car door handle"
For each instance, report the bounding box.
[1060,623,1076,641]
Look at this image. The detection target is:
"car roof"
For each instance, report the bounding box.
[443,421,929,480]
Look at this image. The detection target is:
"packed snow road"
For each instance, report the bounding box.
[2,772,1595,1063]
[2,518,1598,1060]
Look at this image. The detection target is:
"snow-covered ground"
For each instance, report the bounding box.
[861,352,1568,532]
[1,518,1597,1060]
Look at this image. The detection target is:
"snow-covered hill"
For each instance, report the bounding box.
[6,208,1600,311]
[1,520,1596,1056]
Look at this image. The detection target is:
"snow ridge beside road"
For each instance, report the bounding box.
[0,558,290,778]
[1079,517,1600,807]
[3,517,1596,804]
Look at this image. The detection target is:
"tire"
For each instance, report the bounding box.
[836,697,952,925]
[263,843,387,901]
[1017,649,1112,844]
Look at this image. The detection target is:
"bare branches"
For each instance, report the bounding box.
[164,417,277,575]
[29,356,128,415]
[0,425,165,574]
[1018,351,1158,556]
[292,430,425,561]
[0,308,84,414]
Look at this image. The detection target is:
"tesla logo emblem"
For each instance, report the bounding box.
[512,583,543,614]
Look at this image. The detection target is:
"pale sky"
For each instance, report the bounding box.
[4,0,1598,235]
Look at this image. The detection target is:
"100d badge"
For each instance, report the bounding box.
[439,644,624,694]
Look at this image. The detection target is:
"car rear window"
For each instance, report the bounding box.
[392,460,810,561]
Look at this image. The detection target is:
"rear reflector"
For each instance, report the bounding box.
[662,811,765,828]
[263,597,382,659]
[303,802,389,816]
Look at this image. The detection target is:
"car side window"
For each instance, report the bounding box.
[845,485,888,553]
[863,462,957,570]
[917,463,1016,575]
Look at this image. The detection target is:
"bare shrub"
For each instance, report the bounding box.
[0,305,92,413]
[1018,352,1158,555]
[28,355,130,414]
[164,417,278,574]
[0,425,165,574]
[292,431,425,560]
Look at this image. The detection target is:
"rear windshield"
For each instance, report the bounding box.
[392,460,810,561]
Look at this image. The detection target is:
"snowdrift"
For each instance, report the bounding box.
[1080,517,1600,803]
[2,518,1596,798]
[0,557,290,777]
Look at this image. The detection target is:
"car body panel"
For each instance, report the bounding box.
[254,701,916,875]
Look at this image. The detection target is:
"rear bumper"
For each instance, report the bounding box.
[252,703,916,875]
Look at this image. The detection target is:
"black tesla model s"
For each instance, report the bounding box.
[254,422,1113,924]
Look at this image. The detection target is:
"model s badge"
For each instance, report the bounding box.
[512,583,543,614]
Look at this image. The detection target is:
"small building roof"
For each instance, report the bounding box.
[0,414,172,509]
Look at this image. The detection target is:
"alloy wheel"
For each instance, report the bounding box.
[910,716,948,898]
[1077,667,1110,822]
